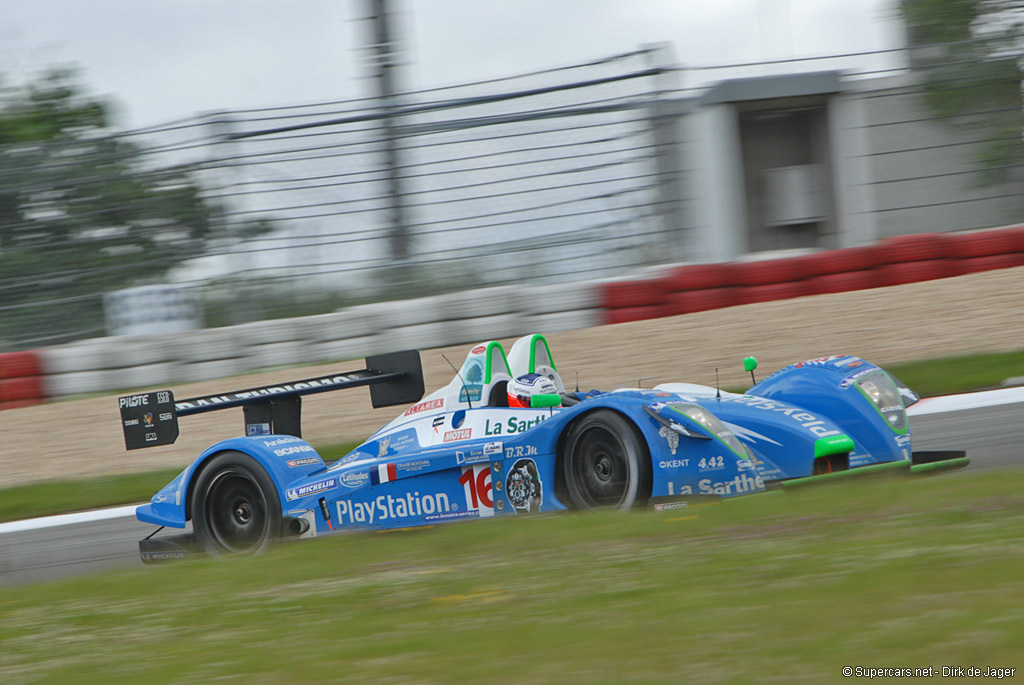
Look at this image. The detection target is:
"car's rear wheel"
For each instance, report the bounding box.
[561,410,651,510]
[191,451,281,556]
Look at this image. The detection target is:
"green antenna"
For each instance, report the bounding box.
[743,357,758,385]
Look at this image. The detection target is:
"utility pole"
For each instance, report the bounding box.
[366,0,410,267]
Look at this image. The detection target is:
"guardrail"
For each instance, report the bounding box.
[3,225,1022,408]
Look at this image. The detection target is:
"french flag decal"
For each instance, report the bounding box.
[371,463,398,485]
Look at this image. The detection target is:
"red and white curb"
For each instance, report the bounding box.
[1,386,1021,536]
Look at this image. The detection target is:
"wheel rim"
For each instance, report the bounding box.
[569,425,632,508]
[204,468,269,554]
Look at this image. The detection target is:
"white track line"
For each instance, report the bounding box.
[0,504,141,535]
[2,386,1022,536]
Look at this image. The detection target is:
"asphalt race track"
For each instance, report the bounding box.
[1,405,1021,587]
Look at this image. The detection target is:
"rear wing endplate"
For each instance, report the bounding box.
[118,350,423,450]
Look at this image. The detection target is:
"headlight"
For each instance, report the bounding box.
[855,370,907,433]
[669,403,749,458]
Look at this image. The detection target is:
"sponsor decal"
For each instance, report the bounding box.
[444,428,472,443]
[456,449,488,465]
[285,477,338,501]
[286,456,321,467]
[404,398,445,416]
[658,425,679,455]
[264,437,301,447]
[483,441,503,456]
[895,434,911,447]
[156,391,171,404]
[658,458,691,469]
[504,444,539,459]
[459,385,483,403]
[340,471,370,488]
[274,445,315,457]
[119,394,149,409]
[159,412,173,422]
[795,355,847,368]
[338,451,367,465]
[667,473,764,496]
[833,357,862,368]
[506,459,542,513]
[123,419,139,427]
[173,375,361,412]
[378,436,391,457]
[247,423,271,436]
[432,416,445,433]
[143,412,154,427]
[653,501,689,512]
[397,459,430,474]
[141,550,186,562]
[336,491,453,525]
[484,414,549,435]
[717,396,841,438]
[424,510,480,522]
[145,432,157,442]
[698,456,725,471]
[471,345,487,354]
[838,367,878,389]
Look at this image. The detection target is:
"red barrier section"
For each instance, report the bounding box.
[804,270,877,295]
[664,288,738,316]
[876,233,949,263]
[0,351,46,410]
[876,259,959,287]
[734,281,811,305]
[798,246,881,276]
[0,352,42,379]
[600,281,664,310]
[959,253,1023,274]
[945,230,1020,258]
[664,263,732,291]
[0,377,45,403]
[729,257,806,286]
[604,305,666,325]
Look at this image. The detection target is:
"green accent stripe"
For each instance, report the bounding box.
[781,460,910,489]
[483,341,511,384]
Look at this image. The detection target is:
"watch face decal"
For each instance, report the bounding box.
[506,458,542,513]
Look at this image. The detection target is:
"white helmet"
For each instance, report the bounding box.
[507,373,559,408]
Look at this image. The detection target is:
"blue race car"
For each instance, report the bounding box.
[119,333,967,561]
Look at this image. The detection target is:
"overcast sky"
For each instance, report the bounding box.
[0,0,906,130]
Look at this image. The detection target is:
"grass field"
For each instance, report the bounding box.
[0,470,1021,682]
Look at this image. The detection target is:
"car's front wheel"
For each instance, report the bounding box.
[191,451,281,556]
[561,410,651,510]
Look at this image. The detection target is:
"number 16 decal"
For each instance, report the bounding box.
[459,464,493,517]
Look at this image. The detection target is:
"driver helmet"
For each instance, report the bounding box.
[507,373,558,408]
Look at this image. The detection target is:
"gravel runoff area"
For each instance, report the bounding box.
[2,266,1022,488]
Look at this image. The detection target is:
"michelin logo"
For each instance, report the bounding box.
[285,477,337,501]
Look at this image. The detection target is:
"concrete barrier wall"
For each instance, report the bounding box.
[31,282,602,399]
[7,225,1022,405]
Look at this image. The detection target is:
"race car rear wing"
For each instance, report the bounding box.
[118,350,423,450]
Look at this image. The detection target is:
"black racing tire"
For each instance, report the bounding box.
[561,410,652,510]
[191,451,282,556]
